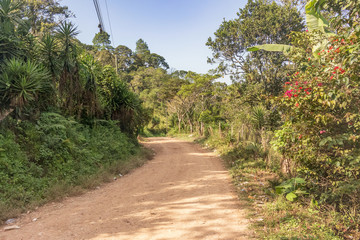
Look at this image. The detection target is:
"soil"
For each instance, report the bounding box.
[0,137,254,240]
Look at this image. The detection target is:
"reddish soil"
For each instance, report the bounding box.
[0,137,253,240]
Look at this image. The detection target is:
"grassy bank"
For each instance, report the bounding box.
[0,112,152,223]
[174,131,359,239]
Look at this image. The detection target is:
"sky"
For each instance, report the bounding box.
[61,0,246,83]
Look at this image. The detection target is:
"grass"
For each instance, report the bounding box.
[0,145,153,224]
[172,131,359,240]
[0,113,154,224]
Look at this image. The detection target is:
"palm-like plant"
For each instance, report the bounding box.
[39,34,59,81]
[0,0,25,63]
[0,0,23,27]
[0,58,49,118]
[250,105,266,130]
[55,21,81,113]
[80,54,101,117]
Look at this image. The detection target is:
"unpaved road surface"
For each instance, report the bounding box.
[0,137,253,240]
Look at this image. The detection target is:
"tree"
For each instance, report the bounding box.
[38,34,59,82]
[207,0,304,95]
[135,38,150,55]
[79,53,101,119]
[133,38,169,70]
[114,45,133,72]
[23,0,72,35]
[175,72,220,134]
[97,65,149,135]
[56,21,81,114]
[92,31,111,49]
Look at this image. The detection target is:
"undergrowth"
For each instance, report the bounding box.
[0,112,152,223]
[176,130,359,240]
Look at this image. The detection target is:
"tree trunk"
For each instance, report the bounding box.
[188,119,193,133]
[218,122,222,138]
[281,158,292,175]
[0,108,14,122]
[209,126,213,136]
[200,122,204,136]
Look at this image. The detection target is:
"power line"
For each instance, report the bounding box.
[93,0,105,32]
[104,0,115,46]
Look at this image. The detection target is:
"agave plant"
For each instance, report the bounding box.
[55,21,82,113]
[250,105,266,130]
[0,58,50,117]
[39,34,60,80]
[0,0,26,64]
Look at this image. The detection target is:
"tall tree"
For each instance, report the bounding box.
[24,0,72,35]
[207,0,304,95]
[114,45,133,72]
[133,38,169,70]
[56,21,81,114]
[92,31,111,49]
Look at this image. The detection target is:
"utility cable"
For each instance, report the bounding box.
[105,0,115,46]
[93,0,105,32]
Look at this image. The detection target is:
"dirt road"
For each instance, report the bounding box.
[0,137,253,240]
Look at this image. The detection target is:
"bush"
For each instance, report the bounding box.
[0,112,142,222]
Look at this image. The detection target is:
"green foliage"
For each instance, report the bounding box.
[22,0,72,34]
[261,197,343,240]
[207,0,304,89]
[0,0,28,63]
[0,113,141,221]
[0,58,50,114]
[271,5,360,206]
[97,65,149,135]
[247,44,293,53]
[275,178,308,201]
[92,31,111,49]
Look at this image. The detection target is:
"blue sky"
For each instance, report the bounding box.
[62,0,246,81]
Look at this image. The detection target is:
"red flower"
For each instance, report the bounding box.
[295,103,299,107]
[320,130,326,134]
[334,66,340,71]
[318,83,323,87]
[285,82,290,84]
[284,90,293,98]
[330,76,334,80]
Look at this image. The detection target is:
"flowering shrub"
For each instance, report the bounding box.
[273,19,360,209]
